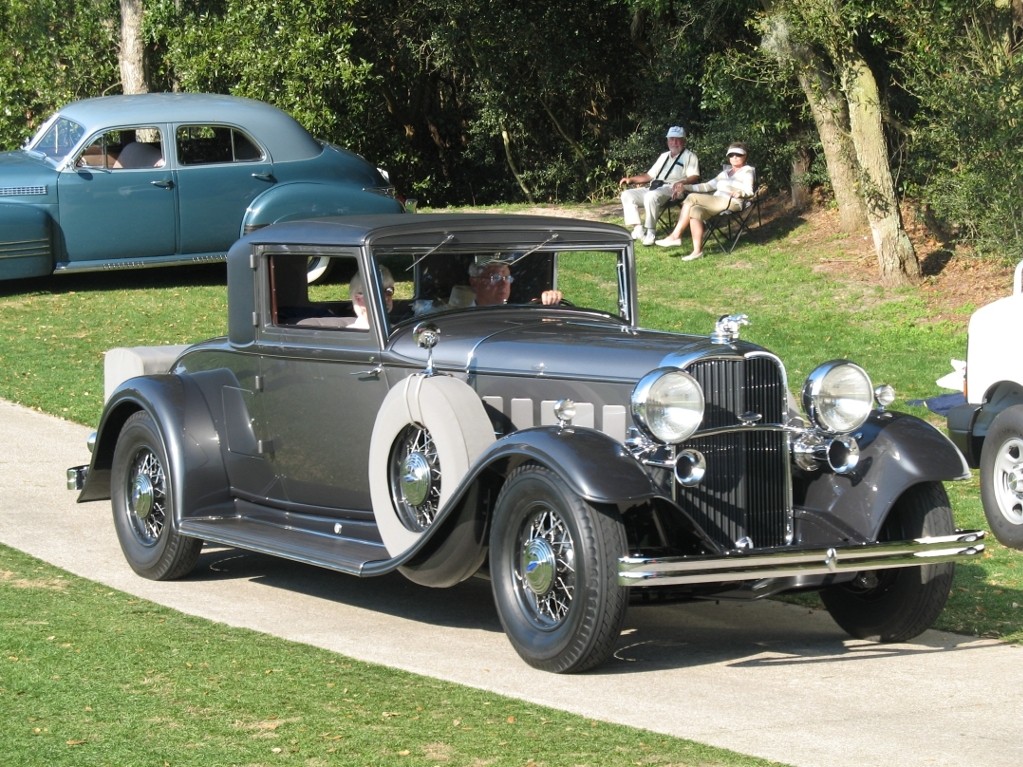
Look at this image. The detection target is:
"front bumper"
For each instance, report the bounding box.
[619,530,985,587]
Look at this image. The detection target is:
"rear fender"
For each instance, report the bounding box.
[242,183,403,233]
[801,411,969,542]
[78,374,232,521]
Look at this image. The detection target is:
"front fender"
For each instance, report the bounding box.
[242,182,403,232]
[78,374,232,521]
[472,426,659,504]
[801,410,970,542]
[0,201,55,278]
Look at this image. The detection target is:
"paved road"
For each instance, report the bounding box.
[1,398,1020,767]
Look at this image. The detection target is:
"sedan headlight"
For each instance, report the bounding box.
[632,369,705,443]
[802,361,873,433]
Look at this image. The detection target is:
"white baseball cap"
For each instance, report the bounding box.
[666,126,686,138]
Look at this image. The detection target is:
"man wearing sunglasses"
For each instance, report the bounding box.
[466,258,562,307]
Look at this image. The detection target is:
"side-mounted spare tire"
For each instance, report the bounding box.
[368,375,495,558]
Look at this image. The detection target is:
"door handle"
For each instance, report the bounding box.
[251,172,275,183]
[150,179,174,189]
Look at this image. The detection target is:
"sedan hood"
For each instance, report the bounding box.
[0,150,55,192]
[391,312,759,381]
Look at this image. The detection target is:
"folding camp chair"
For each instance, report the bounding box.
[704,170,766,254]
[658,169,766,252]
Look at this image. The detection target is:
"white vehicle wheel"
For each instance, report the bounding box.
[980,405,1023,549]
[369,375,495,557]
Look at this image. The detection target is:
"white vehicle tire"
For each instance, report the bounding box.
[369,375,495,557]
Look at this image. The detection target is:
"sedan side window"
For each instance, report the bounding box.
[77,127,164,170]
[177,125,263,165]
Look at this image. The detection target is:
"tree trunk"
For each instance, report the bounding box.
[760,11,867,231]
[793,65,866,231]
[119,0,148,94]
[841,55,920,286]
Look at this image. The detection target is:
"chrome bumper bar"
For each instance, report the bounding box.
[619,531,985,587]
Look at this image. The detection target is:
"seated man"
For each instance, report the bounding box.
[619,126,699,246]
[464,257,562,306]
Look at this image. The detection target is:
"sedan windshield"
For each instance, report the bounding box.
[25,115,86,162]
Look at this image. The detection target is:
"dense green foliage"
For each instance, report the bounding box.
[0,1,1020,258]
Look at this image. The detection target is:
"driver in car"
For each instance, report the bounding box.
[465,257,563,307]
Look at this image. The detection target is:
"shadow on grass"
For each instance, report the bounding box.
[0,261,228,298]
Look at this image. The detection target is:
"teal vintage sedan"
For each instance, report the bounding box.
[0,93,405,281]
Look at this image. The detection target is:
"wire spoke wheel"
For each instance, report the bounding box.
[514,505,576,629]
[110,411,202,580]
[125,446,167,546]
[490,463,627,673]
[389,423,442,532]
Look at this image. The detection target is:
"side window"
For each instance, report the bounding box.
[177,125,263,165]
[268,254,364,331]
[78,127,164,170]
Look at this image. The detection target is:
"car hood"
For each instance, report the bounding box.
[390,312,760,381]
[0,150,54,189]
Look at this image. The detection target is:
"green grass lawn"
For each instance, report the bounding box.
[0,204,1019,766]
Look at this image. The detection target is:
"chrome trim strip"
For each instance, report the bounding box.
[53,253,227,273]
[619,531,986,586]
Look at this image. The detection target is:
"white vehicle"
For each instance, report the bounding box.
[946,259,1023,548]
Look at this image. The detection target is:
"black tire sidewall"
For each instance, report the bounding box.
[821,482,954,641]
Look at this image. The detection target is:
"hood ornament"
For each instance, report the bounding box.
[711,313,750,344]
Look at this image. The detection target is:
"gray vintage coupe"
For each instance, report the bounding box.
[69,213,985,672]
[0,93,403,281]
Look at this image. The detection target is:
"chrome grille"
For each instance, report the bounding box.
[679,355,790,549]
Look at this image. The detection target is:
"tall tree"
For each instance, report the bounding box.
[761,0,919,285]
[119,0,148,93]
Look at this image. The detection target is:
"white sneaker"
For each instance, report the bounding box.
[655,237,682,247]
[680,251,704,261]
[631,225,645,240]
[641,231,656,246]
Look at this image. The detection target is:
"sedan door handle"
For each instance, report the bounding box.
[251,172,275,183]
[150,179,175,189]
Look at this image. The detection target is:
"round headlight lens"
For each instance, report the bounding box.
[802,361,874,433]
[632,369,705,443]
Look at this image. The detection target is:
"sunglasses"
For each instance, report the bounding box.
[726,153,745,158]
[484,274,514,284]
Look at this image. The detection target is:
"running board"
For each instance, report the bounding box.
[179,517,389,577]
[619,530,986,587]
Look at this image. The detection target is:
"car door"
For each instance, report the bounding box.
[58,126,177,262]
[173,124,275,255]
[249,250,392,515]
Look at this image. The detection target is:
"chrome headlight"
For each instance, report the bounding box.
[632,368,705,443]
[802,361,873,433]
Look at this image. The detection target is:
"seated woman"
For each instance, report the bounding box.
[655,142,755,261]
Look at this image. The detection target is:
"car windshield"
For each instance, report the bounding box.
[378,245,630,333]
[25,115,86,162]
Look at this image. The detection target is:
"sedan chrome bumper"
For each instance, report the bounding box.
[619,530,985,587]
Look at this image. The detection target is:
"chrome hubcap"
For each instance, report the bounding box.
[131,474,154,519]
[521,537,556,596]
[400,451,432,507]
